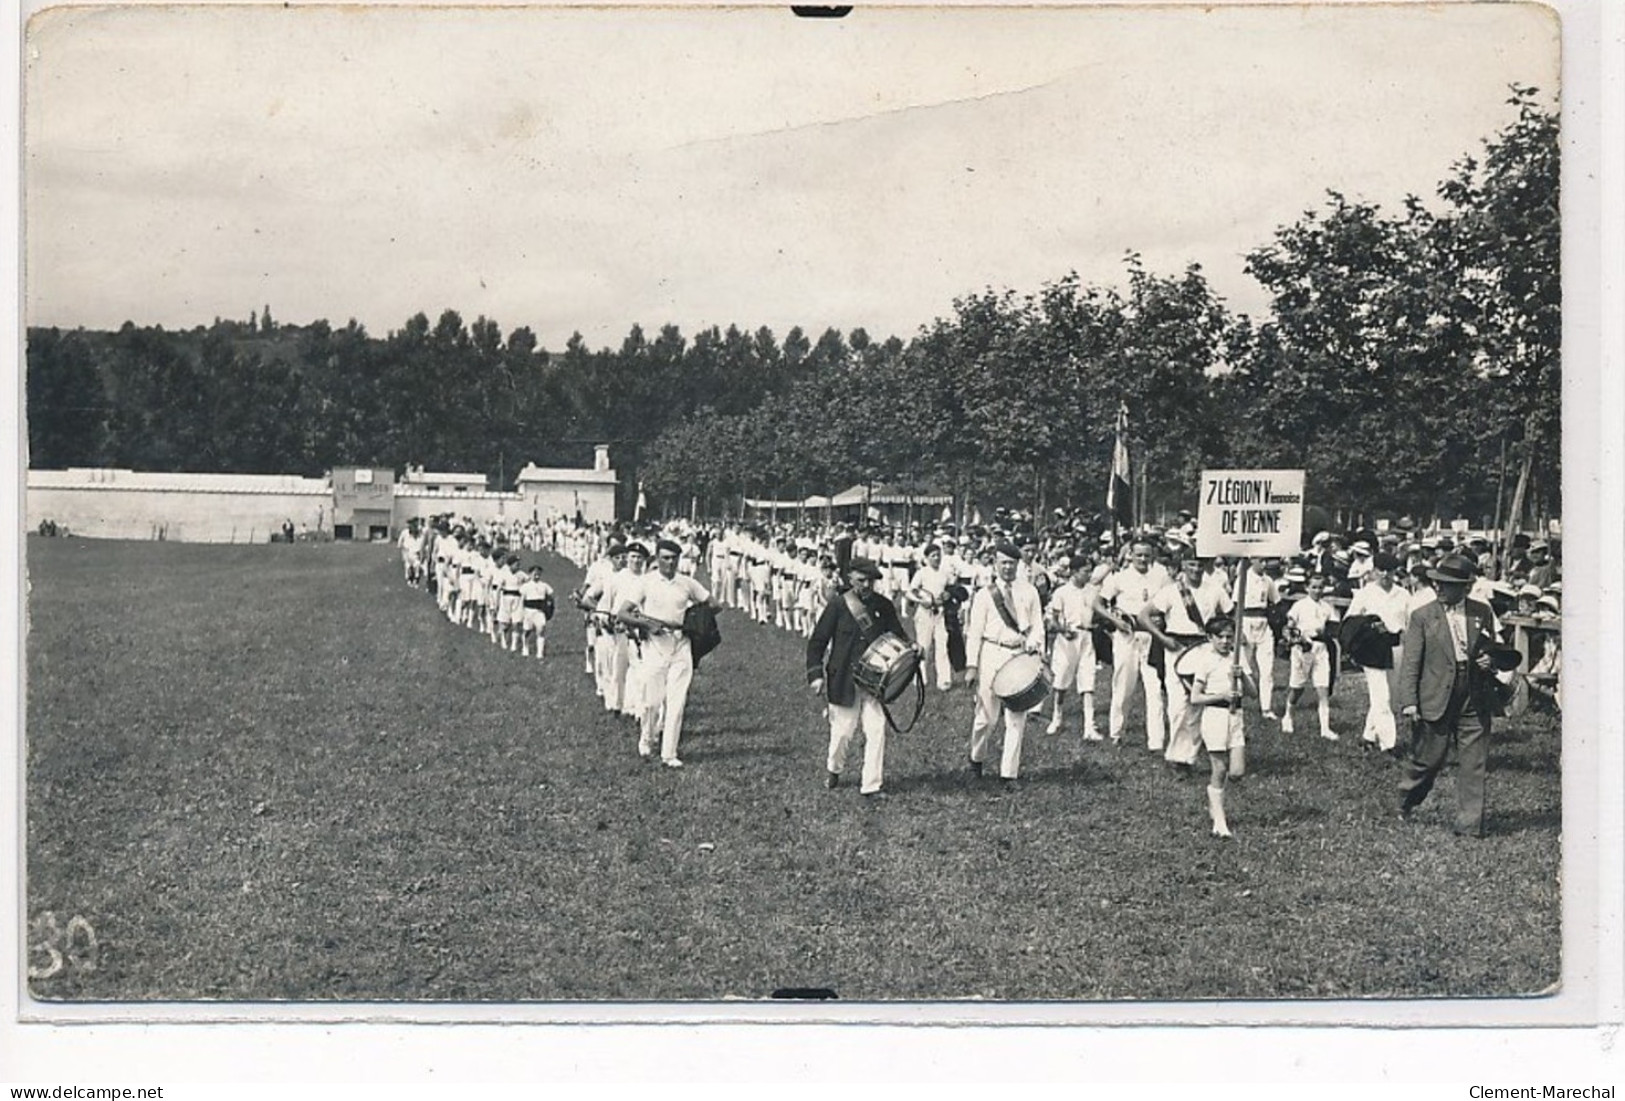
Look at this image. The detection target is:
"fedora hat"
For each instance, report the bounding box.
[1427,553,1478,584]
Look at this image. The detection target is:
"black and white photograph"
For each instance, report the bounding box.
[10,0,1618,1065]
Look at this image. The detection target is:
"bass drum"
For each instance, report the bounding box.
[991,653,1051,712]
[854,633,921,704]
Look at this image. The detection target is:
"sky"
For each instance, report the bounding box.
[23,2,1560,350]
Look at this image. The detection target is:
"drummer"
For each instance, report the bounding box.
[964,541,1047,785]
[806,558,911,797]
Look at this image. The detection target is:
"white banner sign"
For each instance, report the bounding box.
[1195,469,1306,558]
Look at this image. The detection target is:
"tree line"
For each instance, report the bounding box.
[26,89,1558,529]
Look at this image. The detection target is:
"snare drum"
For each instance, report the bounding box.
[854,633,921,703]
[991,653,1051,712]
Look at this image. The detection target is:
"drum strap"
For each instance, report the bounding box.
[881,663,927,735]
[990,584,1024,639]
[1177,577,1205,634]
[843,590,879,643]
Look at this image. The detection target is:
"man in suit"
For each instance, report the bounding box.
[1396,552,1500,837]
[807,558,909,797]
[965,542,1047,784]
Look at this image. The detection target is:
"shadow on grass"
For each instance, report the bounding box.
[1264,803,1332,825]
[1487,807,1561,835]
[1488,753,1561,775]
[685,742,796,763]
[883,759,1122,796]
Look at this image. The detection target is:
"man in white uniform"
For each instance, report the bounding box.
[1237,559,1281,717]
[905,544,955,692]
[1141,556,1233,769]
[619,539,713,768]
[965,543,1047,783]
[1344,551,1411,752]
[1095,540,1173,750]
[578,540,630,706]
[620,543,652,722]
[1045,554,1103,739]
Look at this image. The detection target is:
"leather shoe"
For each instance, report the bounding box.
[824,770,840,789]
[968,757,983,777]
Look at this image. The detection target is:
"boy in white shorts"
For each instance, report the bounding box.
[1045,554,1102,738]
[1185,614,1255,838]
[520,565,554,660]
[1283,574,1340,739]
[496,554,525,652]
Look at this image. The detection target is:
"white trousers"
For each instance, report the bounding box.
[828,694,887,794]
[1240,617,1275,710]
[595,632,628,712]
[623,643,645,719]
[1109,630,1166,749]
[1163,653,1199,764]
[912,608,954,690]
[640,634,695,762]
[1361,665,1398,750]
[1049,632,1096,694]
[971,655,1034,779]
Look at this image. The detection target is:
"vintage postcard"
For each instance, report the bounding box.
[7,0,1620,1085]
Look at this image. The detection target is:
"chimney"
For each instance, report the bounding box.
[594,445,610,472]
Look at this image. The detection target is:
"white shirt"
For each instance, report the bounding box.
[626,571,710,628]
[1049,582,1099,632]
[1148,575,1232,637]
[1287,595,1339,644]
[1182,642,1234,699]
[1240,567,1279,610]
[965,578,1045,671]
[1346,579,1411,634]
[909,564,950,609]
[1101,562,1173,621]
[1443,601,1470,661]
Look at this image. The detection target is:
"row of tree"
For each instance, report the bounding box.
[26,89,1558,528]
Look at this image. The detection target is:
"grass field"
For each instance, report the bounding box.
[24,537,1561,1002]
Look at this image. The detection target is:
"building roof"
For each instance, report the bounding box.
[400,470,489,487]
[28,468,331,495]
[394,486,520,501]
[515,462,617,486]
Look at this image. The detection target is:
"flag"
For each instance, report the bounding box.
[1108,401,1132,525]
[635,481,648,520]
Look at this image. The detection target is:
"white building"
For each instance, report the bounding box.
[514,445,618,525]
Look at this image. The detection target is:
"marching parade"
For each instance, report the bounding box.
[394,500,1562,842]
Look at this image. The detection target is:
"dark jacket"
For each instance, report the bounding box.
[1340,613,1398,670]
[1397,597,1498,721]
[807,590,906,707]
[682,603,723,668]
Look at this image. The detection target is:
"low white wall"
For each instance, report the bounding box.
[26,487,330,543]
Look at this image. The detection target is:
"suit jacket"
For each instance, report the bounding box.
[1397,597,1496,721]
[807,590,907,707]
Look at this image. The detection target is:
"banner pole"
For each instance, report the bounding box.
[1231,557,1248,779]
